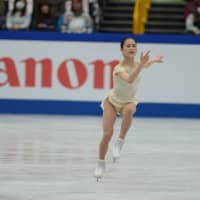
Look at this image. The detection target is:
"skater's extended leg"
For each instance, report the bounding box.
[94,98,116,180]
[99,98,116,160]
[119,103,136,139]
[113,103,136,162]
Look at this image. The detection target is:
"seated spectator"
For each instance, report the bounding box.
[0,0,7,29]
[88,0,100,31]
[185,0,197,19]
[32,1,58,31]
[65,0,89,16]
[62,0,93,33]
[185,5,200,34]
[47,0,66,17]
[8,0,33,15]
[65,0,100,31]
[6,0,31,30]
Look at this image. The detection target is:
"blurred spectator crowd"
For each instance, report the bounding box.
[0,0,200,35]
[0,0,101,33]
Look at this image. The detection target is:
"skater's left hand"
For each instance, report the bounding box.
[154,55,164,63]
[144,55,164,68]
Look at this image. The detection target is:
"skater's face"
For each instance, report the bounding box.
[121,38,137,59]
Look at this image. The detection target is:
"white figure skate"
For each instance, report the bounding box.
[94,159,106,182]
[112,138,124,163]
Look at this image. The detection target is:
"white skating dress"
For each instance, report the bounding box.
[101,63,141,114]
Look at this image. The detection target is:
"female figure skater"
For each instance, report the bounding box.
[94,37,163,181]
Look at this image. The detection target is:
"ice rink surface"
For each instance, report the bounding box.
[0,115,200,200]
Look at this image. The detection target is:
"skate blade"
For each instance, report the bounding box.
[113,157,119,163]
[95,176,102,182]
[96,177,100,182]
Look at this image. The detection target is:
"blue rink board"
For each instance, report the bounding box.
[0,99,200,118]
[0,30,200,44]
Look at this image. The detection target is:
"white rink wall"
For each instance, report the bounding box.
[0,32,200,118]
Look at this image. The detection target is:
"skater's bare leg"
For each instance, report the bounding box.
[99,98,116,160]
[119,103,136,139]
[112,103,136,162]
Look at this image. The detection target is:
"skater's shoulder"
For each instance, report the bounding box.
[113,63,125,74]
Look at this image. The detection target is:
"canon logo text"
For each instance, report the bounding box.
[0,57,119,89]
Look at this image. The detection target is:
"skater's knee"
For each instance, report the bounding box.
[122,105,136,117]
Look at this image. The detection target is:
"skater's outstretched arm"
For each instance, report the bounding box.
[143,55,164,68]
